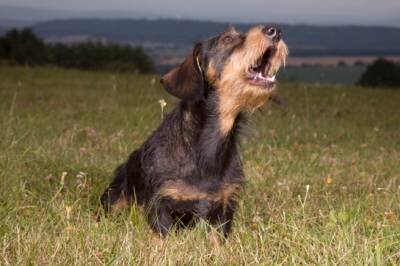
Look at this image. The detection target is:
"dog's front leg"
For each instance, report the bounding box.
[148,200,174,237]
[207,200,236,245]
[100,164,133,214]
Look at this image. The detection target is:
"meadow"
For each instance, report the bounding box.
[0,66,399,264]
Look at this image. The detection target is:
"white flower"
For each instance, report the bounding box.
[158,99,167,108]
[158,99,167,119]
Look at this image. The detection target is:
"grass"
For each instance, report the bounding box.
[1,66,400,265]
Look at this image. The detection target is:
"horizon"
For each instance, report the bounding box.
[1,1,400,27]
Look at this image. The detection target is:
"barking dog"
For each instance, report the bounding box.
[101,25,288,241]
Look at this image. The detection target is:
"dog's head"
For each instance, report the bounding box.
[161,25,288,112]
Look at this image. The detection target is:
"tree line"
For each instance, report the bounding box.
[0,28,154,73]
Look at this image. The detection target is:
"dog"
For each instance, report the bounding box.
[101,25,288,242]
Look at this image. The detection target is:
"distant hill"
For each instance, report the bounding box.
[0,19,36,28]
[30,19,400,56]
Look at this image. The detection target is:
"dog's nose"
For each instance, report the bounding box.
[263,26,281,42]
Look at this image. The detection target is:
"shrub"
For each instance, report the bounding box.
[357,58,400,88]
[0,28,48,65]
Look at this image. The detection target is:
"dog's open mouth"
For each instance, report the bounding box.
[246,47,277,89]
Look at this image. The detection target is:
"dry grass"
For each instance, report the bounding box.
[0,66,400,265]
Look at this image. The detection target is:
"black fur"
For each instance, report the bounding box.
[101,26,277,239]
[101,94,244,237]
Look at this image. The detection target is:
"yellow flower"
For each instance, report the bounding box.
[324,176,333,184]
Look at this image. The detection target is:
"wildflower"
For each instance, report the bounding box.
[324,175,333,184]
[76,171,87,189]
[158,99,167,119]
[65,205,72,220]
[60,172,67,186]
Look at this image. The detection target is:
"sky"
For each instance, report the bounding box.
[3,0,400,26]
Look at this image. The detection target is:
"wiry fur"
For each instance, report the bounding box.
[101,25,288,241]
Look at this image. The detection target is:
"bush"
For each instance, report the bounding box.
[357,58,400,88]
[0,28,154,73]
[0,28,48,65]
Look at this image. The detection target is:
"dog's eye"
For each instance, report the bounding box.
[223,36,234,44]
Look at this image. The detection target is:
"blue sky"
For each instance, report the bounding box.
[3,0,400,26]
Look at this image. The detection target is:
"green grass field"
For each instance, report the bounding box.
[1,66,400,264]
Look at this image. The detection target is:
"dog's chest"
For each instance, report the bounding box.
[156,179,241,220]
[157,179,241,207]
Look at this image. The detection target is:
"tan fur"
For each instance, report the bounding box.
[206,62,217,84]
[268,41,289,76]
[110,197,130,215]
[157,180,241,204]
[207,26,288,135]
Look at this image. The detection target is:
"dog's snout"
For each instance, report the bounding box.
[263,26,281,42]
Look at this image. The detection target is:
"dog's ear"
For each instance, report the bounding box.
[160,44,204,101]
